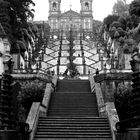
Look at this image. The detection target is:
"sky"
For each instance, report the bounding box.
[32,0,133,21]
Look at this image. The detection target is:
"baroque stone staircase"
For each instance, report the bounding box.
[34,79,112,140]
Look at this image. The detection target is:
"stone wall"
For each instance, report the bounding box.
[94,73,132,102]
[100,80,116,102]
[26,75,58,140]
[93,72,133,140]
[116,128,140,140]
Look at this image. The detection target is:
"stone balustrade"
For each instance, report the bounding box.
[26,102,40,140]
[40,83,53,115]
[94,72,132,83]
[106,102,119,140]
[89,74,119,140]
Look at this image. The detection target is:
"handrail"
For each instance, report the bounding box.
[11,72,52,82]
[94,72,132,83]
[106,102,119,140]
[40,83,53,115]
[44,56,59,63]
[85,56,98,63]
[116,116,140,131]
[90,75,106,117]
[26,102,40,140]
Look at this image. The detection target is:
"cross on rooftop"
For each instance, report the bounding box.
[70,4,72,10]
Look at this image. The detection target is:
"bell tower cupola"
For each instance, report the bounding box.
[80,0,93,15]
[49,0,61,16]
[80,0,93,31]
[48,0,61,30]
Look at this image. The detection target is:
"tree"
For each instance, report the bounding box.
[92,20,103,42]
[0,0,35,54]
[129,0,140,17]
[112,0,129,17]
[114,82,132,121]
[31,22,51,59]
[0,1,11,39]
[20,80,46,115]
[103,15,120,31]
[44,22,51,39]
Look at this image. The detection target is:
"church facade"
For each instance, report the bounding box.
[48,0,93,33]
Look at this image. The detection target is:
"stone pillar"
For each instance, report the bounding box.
[0,73,13,129]
[130,51,140,121]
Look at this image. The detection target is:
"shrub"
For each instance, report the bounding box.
[19,79,46,117]
[114,82,132,121]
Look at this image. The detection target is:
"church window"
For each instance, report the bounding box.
[53,19,58,29]
[75,20,80,29]
[53,24,56,29]
[85,2,89,10]
[52,2,57,10]
[85,20,90,29]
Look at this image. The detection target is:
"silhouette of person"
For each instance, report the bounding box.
[96,68,99,75]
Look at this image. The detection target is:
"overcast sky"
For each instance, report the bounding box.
[32,0,133,21]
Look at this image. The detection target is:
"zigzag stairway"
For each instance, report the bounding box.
[34,79,112,140]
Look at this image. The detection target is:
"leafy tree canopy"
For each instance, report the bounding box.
[100,0,140,55]
[112,0,129,17]
[92,20,103,42]
[129,0,140,17]
[103,15,120,31]
[0,0,35,53]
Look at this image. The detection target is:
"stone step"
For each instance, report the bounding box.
[53,92,92,94]
[49,104,98,107]
[34,134,112,139]
[51,96,97,100]
[34,138,112,140]
[36,132,111,135]
[47,109,98,113]
[39,116,108,120]
[33,80,112,140]
[38,120,108,124]
[47,113,99,116]
[48,108,98,111]
[37,126,110,130]
[51,97,97,100]
[38,122,109,126]
[56,80,90,92]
